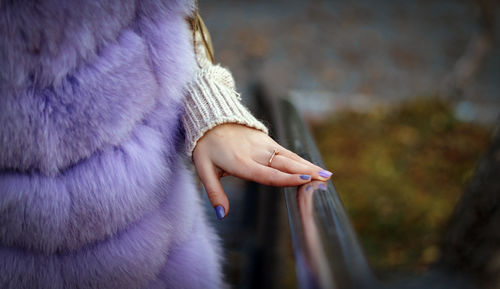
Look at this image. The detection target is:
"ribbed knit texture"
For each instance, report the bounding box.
[182,29,269,156]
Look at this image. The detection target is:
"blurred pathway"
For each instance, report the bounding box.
[200,0,499,123]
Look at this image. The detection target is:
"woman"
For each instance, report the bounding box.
[0,0,332,288]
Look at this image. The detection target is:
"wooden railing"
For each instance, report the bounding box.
[253,87,376,289]
[214,86,490,289]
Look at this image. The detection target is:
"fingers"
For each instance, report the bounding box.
[270,154,332,181]
[278,148,321,169]
[267,148,333,181]
[194,156,230,220]
[270,154,311,174]
[239,161,314,187]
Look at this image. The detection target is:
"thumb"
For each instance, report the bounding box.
[194,157,230,220]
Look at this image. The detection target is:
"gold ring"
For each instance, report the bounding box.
[268,149,279,167]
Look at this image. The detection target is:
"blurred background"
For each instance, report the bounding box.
[199,0,499,286]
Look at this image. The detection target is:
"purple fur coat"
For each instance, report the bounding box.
[0,0,224,288]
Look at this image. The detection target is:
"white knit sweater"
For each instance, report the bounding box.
[182,24,269,157]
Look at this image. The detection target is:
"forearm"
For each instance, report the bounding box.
[182,14,268,157]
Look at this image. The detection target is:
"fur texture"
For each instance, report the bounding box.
[0,0,224,288]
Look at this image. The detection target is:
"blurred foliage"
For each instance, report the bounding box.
[311,97,492,278]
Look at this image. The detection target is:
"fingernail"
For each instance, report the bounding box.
[319,183,327,190]
[306,184,312,191]
[318,170,333,178]
[300,174,311,180]
[215,205,225,220]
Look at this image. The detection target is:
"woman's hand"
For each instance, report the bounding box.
[192,123,333,220]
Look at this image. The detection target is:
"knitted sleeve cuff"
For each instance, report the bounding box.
[182,64,269,157]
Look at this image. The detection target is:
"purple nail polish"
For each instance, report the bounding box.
[306,184,312,190]
[215,205,225,220]
[318,183,327,190]
[300,174,311,180]
[318,170,333,178]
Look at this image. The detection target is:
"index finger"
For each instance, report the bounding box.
[277,148,333,180]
